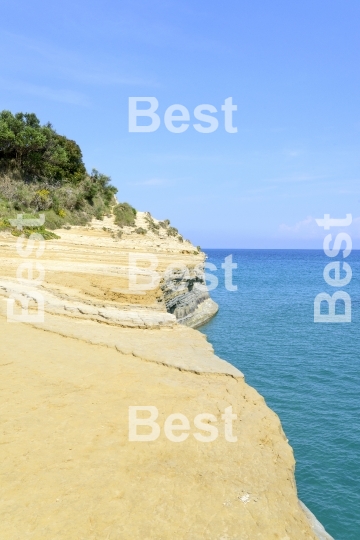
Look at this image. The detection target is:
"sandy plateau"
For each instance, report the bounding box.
[0,214,331,539]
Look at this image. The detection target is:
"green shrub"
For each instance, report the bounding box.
[158,219,171,229]
[167,226,178,237]
[113,202,137,227]
[0,218,10,231]
[43,209,65,230]
[135,227,147,235]
[66,210,90,227]
[11,227,60,240]
[0,171,118,229]
[0,216,60,240]
[12,183,35,210]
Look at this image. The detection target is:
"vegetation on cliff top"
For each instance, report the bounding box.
[0,110,127,236]
[113,202,137,227]
[0,110,195,248]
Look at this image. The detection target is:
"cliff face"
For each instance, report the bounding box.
[161,262,218,327]
[0,218,331,539]
[0,212,217,329]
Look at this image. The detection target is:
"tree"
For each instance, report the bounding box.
[0,110,86,184]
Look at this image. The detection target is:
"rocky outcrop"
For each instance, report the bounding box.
[161,262,218,326]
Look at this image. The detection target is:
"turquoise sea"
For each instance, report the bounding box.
[200,249,360,540]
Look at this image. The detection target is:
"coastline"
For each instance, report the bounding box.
[180,297,219,328]
[0,309,318,539]
[0,220,331,538]
[299,502,334,540]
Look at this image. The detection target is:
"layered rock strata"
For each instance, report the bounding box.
[0,212,217,329]
[161,264,218,326]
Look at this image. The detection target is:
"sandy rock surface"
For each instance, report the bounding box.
[0,218,320,539]
[0,313,317,540]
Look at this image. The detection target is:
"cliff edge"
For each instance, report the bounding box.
[0,218,333,539]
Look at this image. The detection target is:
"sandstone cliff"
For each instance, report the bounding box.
[0,217,332,539]
[0,212,218,330]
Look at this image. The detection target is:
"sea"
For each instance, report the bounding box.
[199,249,360,540]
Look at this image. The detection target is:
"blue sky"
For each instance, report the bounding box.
[1,0,360,247]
